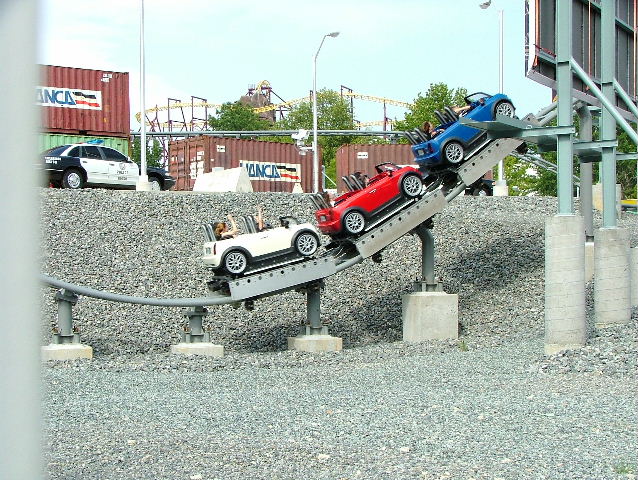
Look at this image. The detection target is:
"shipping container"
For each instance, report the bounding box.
[336,143,493,193]
[168,136,315,193]
[39,133,130,156]
[39,65,130,137]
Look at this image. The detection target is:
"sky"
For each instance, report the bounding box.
[38,0,552,131]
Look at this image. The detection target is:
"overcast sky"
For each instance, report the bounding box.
[38,0,551,130]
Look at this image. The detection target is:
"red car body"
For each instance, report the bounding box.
[314,163,425,237]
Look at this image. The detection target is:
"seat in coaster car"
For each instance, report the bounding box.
[350,174,364,190]
[444,106,459,121]
[434,110,448,125]
[202,223,216,242]
[342,176,355,191]
[412,128,430,142]
[240,215,258,234]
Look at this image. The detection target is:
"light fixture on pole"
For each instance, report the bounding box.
[137,0,150,191]
[312,31,339,193]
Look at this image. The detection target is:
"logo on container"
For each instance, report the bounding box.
[36,86,103,110]
[240,161,301,183]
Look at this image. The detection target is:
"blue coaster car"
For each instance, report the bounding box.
[410,92,515,170]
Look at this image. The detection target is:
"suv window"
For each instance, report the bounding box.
[101,147,128,162]
[81,146,103,160]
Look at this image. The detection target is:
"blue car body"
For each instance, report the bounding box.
[411,92,515,169]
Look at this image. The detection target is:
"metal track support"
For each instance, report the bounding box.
[302,282,328,335]
[182,306,211,343]
[412,224,443,292]
[51,289,81,345]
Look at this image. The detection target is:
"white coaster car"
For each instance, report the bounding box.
[201,216,321,276]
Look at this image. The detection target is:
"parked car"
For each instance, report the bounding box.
[410,92,516,170]
[312,162,425,237]
[41,142,175,191]
[201,216,321,276]
[466,178,493,196]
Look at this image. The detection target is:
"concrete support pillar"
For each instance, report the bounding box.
[493,181,509,197]
[41,289,93,361]
[288,283,342,352]
[171,306,224,357]
[402,292,459,342]
[632,247,638,308]
[594,228,631,327]
[544,215,586,354]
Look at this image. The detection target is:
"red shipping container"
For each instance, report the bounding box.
[168,136,316,193]
[336,144,414,193]
[39,65,130,137]
[336,143,493,193]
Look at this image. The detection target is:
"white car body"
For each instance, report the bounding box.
[202,221,321,275]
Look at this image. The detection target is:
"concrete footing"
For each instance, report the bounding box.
[171,343,224,357]
[493,181,509,197]
[41,344,93,361]
[544,215,586,355]
[287,335,342,352]
[584,241,595,282]
[402,292,459,342]
[594,228,631,327]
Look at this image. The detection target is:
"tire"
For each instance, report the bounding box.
[495,101,515,118]
[443,142,464,164]
[62,169,84,189]
[400,173,423,198]
[149,177,161,191]
[471,186,491,196]
[224,250,248,275]
[295,231,319,257]
[342,211,365,235]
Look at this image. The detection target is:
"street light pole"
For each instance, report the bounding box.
[137,0,150,191]
[497,8,506,185]
[312,31,339,193]
[480,1,507,194]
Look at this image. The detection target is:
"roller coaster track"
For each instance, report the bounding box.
[135,83,413,125]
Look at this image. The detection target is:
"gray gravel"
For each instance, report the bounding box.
[40,188,638,479]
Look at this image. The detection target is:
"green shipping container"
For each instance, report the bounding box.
[39,133,130,156]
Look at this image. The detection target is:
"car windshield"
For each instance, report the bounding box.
[464,93,490,105]
[43,145,70,156]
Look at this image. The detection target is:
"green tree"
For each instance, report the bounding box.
[131,137,163,168]
[208,101,272,131]
[276,89,355,185]
[394,83,468,134]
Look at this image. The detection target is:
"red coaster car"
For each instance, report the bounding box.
[312,163,425,237]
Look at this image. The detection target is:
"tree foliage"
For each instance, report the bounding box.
[394,83,468,133]
[131,137,163,168]
[276,89,355,185]
[208,101,272,131]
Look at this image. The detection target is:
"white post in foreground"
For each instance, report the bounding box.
[137,0,151,191]
[0,1,42,478]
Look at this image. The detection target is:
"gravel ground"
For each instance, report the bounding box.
[40,188,638,479]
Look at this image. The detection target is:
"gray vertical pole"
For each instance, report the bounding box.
[545,0,586,354]
[594,0,631,327]
[0,1,42,479]
[556,0,574,214]
[307,284,322,334]
[600,0,617,227]
[577,105,594,240]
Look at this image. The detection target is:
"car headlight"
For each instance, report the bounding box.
[319,215,327,222]
[204,247,212,255]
